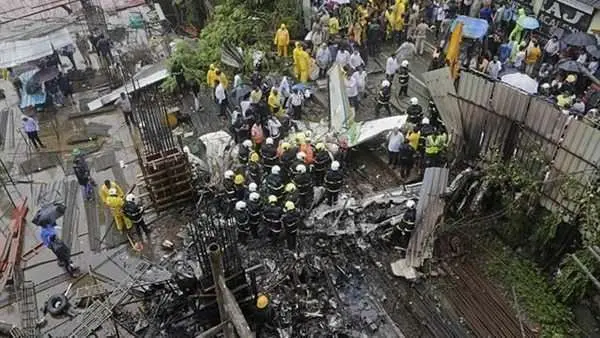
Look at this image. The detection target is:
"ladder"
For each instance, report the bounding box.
[67,261,150,338]
[70,283,114,304]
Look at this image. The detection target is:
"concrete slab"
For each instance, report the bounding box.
[19,153,62,176]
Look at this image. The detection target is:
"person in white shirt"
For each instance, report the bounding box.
[387,127,404,167]
[267,116,282,141]
[22,116,45,149]
[114,92,134,127]
[335,49,351,67]
[513,46,525,70]
[316,43,332,78]
[279,76,291,107]
[346,72,359,109]
[487,56,502,79]
[214,80,227,117]
[385,55,399,81]
[356,67,367,98]
[435,3,446,38]
[288,89,304,119]
[349,50,365,70]
[543,36,560,63]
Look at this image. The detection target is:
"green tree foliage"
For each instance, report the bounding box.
[162,0,302,92]
[481,149,600,306]
[486,241,578,337]
[555,249,600,305]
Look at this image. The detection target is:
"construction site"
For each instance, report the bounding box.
[1,0,600,337]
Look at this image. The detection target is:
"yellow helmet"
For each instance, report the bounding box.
[209,63,215,70]
[268,195,278,204]
[285,183,296,192]
[256,294,269,309]
[249,152,260,162]
[234,174,245,185]
[280,24,286,29]
[316,143,325,151]
[295,42,300,47]
[281,142,291,151]
[284,201,295,211]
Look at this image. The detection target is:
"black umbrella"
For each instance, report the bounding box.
[30,66,60,85]
[586,45,600,58]
[562,32,597,47]
[32,202,66,226]
[558,60,582,73]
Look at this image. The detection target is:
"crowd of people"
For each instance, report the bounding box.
[416,0,600,122]
[218,132,345,252]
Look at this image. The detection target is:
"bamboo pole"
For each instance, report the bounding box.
[571,254,600,290]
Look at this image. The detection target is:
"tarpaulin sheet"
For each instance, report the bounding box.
[19,69,46,109]
[451,16,489,40]
[0,28,73,68]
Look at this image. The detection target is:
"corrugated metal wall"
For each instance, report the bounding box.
[408,167,449,268]
[422,68,463,136]
[431,69,600,214]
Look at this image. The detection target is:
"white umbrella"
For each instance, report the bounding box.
[331,0,351,3]
[500,73,538,94]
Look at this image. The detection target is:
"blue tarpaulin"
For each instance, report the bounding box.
[452,16,489,40]
[19,69,46,109]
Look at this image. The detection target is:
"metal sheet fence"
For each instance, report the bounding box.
[422,68,463,141]
[443,70,600,214]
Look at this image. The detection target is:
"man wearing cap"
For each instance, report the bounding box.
[123,194,150,241]
[253,294,273,336]
[397,60,410,97]
[376,80,392,117]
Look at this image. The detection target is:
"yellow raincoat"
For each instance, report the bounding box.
[274,24,290,57]
[105,195,132,232]
[391,0,405,32]
[100,181,124,205]
[218,71,229,89]
[297,49,310,83]
[292,43,303,78]
[268,89,281,114]
[206,64,217,87]
[328,17,340,35]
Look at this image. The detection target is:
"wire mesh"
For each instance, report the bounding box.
[131,84,177,155]
[188,202,242,288]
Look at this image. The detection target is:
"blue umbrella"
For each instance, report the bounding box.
[517,16,540,30]
[452,16,489,40]
[291,83,311,92]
